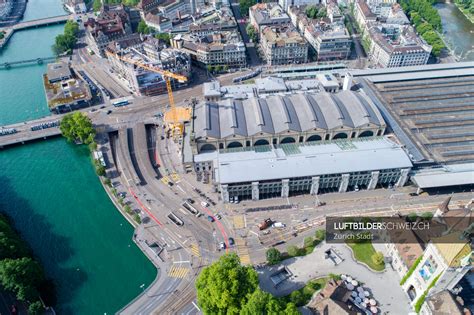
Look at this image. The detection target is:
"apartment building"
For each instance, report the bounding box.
[171,31,246,68]
[85,4,133,57]
[304,20,351,61]
[249,3,290,32]
[260,25,308,65]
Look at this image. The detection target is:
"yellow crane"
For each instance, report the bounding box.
[105,50,190,136]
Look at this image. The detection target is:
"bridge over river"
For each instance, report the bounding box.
[0,14,71,49]
[0,116,63,148]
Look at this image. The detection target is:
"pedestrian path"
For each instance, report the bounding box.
[168,266,190,278]
[235,238,251,265]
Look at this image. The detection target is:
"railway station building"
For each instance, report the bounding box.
[186,89,414,202]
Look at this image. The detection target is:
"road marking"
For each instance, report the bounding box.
[173,260,190,264]
[160,176,169,185]
[235,238,251,265]
[179,208,187,215]
[233,215,245,229]
[177,185,185,193]
[171,173,180,182]
[168,266,189,278]
[249,230,259,237]
[192,301,201,311]
[190,243,201,257]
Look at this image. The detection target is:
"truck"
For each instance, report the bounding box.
[258,218,272,230]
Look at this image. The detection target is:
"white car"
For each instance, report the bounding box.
[201,201,209,208]
[272,222,286,228]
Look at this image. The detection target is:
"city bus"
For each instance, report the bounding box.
[112,99,130,107]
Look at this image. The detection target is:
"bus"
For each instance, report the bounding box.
[112,99,129,107]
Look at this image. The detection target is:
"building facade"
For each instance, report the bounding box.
[171,32,246,68]
[260,25,308,65]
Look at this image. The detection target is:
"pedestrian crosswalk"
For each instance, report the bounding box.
[168,266,189,278]
[235,238,251,265]
[171,172,180,182]
[233,215,245,229]
[160,176,170,185]
[190,243,200,257]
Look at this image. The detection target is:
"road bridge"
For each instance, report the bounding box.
[0,116,62,148]
[0,15,71,49]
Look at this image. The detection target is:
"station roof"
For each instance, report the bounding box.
[411,163,474,189]
[195,137,412,184]
[194,90,386,140]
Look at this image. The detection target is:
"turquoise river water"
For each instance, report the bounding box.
[0,1,156,314]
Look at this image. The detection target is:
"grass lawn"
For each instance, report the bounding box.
[347,241,385,271]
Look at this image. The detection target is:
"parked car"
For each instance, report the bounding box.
[228,237,235,246]
[214,213,222,220]
[201,201,209,208]
[273,222,286,228]
[187,198,195,204]
[219,242,226,250]
[207,215,215,222]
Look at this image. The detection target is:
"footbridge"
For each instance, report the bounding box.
[0,56,57,69]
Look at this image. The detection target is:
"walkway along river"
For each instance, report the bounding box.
[435,2,474,61]
[0,0,156,314]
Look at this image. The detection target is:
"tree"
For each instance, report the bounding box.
[195,253,258,314]
[371,251,384,266]
[94,159,106,176]
[206,65,213,73]
[60,112,96,144]
[416,22,433,35]
[215,65,222,73]
[137,19,151,34]
[239,0,257,17]
[155,32,171,45]
[316,7,327,18]
[284,302,300,314]
[304,236,314,248]
[315,229,325,241]
[104,178,112,187]
[246,24,258,43]
[266,248,282,265]
[289,290,305,306]
[93,0,102,11]
[305,5,319,19]
[0,214,30,260]
[28,301,44,315]
[287,245,301,257]
[52,21,79,55]
[240,289,285,314]
[0,258,44,301]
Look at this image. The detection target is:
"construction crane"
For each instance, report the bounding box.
[105,50,190,136]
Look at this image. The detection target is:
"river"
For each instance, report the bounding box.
[435,2,474,61]
[0,1,156,314]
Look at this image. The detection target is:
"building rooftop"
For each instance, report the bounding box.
[194,136,412,184]
[411,163,474,189]
[360,69,474,164]
[261,25,307,46]
[366,22,431,55]
[46,62,72,82]
[43,67,92,109]
[250,2,290,26]
[193,90,386,140]
[178,31,245,53]
[426,290,464,315]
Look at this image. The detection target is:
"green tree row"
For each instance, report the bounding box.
[0,214,46,314]
[93,0,139,11]
[400,0,445,56]
[239,0,257,17]
[52,20,79,55]
[196,254,300,314]
[206,64,229,73]
[455,0,474,15]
